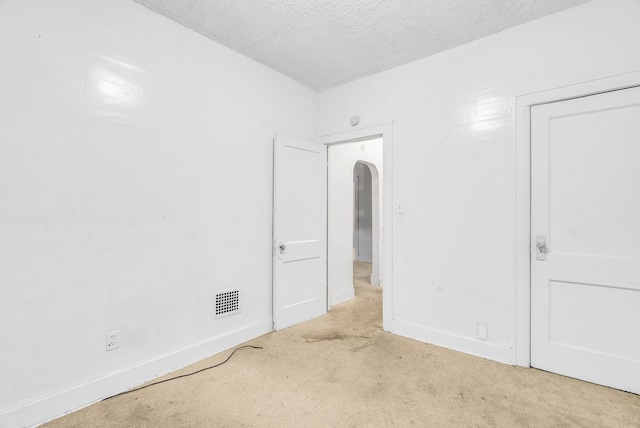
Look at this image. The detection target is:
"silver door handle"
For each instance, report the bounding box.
[275,241,286,260]
[535,235,547,261]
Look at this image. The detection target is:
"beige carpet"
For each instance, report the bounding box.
[44,261,640,427]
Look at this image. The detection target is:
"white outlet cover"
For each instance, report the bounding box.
[477,324,488,341]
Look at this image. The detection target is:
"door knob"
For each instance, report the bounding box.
[275,242,286,260]
[535,235,547,261]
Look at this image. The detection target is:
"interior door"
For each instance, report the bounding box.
[273,134,327,331]
[530,86,640,394]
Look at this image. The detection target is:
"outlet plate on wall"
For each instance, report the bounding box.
[106,330,119,351]
[477,324,488,341]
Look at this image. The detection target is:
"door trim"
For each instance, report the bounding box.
[320,123,394,332]
[515,71,640,367]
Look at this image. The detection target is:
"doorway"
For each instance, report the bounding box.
[321,123,393,331]
[326,134,384,312]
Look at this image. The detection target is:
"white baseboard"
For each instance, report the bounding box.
[329,287,355,308]
[0,319,272,428]
[390,319,514,364]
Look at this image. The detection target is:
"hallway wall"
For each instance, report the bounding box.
[354,162,373,263]
[318,0,640,364]
[0,0,316,426]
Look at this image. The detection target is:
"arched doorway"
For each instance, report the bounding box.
[354,161,381,286]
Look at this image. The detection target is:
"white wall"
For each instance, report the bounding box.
[0,0,316,426]
[318,0,640,364]
[328,139,383,306]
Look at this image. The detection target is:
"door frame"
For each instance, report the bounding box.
[514,71,640,367]
[320,123,393,331]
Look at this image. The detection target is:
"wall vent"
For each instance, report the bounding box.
[215,289,240,317]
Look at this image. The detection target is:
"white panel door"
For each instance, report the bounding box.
[531,86,640,394]
[273,134,327,331]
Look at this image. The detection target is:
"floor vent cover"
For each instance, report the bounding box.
[215,290,240,316]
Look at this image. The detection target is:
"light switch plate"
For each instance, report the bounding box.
[106,330,119,351]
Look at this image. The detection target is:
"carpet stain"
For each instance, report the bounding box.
[350,341,376,352]
[303,332,370,343]
[303,332,349,342]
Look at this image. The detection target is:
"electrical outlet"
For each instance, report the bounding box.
[106,330,119,351]
[477,324,488,341]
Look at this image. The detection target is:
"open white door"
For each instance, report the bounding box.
[273,134,327,331]
[531,86,640,394]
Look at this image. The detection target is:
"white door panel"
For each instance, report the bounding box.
[273,134,327,331]
[531,86,640,394]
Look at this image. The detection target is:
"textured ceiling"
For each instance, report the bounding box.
[132,0,591,91]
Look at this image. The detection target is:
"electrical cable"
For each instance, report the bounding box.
[104,345,263,400]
